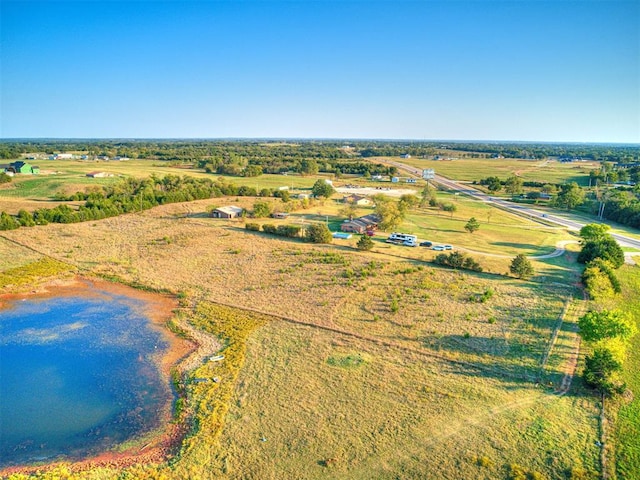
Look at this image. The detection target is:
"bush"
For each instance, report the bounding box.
[433,251,483,272]
[0,211,20,230]
[356,235,374,251]
[245,223,260,231]
[276,225,302,238]
[262,224,277,234]
[305,223,333,244]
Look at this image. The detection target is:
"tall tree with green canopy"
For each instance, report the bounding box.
[311,179,335,199]
[510,254,534,279]
[504,175,523,195]
[554,182,585,210]
[577,236,625,268]
[577,310,636,343]
[579,223,611,242]
[464,217,480,233]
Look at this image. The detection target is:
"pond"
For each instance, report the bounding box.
[0,285,174,467]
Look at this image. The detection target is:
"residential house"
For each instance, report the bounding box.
[340,214,380,234]
[211,205,244,219]
[342,194,372,206]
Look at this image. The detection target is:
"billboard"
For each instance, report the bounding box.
[422,169,435,180]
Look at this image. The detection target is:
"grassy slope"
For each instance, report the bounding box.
[213,320,599,480]
[608,266,640,479]
[1,197,600,479]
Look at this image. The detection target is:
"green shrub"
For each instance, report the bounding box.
[245,223,260,231]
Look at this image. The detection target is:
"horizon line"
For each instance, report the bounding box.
[1,137,639,146]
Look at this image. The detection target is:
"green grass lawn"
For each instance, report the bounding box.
[604,266,640,479]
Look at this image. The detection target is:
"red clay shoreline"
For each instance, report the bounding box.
[0,276,196,478]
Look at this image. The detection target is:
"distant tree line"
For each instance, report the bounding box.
[1,139,636,165]
[0,174,281,230]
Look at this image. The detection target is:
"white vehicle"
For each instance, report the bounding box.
[386,232,418,246]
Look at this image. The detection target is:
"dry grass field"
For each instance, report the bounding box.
[0,195,601,479]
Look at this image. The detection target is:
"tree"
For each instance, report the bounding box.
[306,223,332,243]
[464,217,480,233]
[311,179,334,198]
[252,201,272,218]
[554,182,585,210]
[243,165,263,177]
[579,223,611,242]
[300,158,319,175]
[510,254,534,279]
[583,347,625,394]
[356,234,374,251]
[484,176,502,192]
[399,194,419,210]
[504,175,523,195]
[17,209,35,227]
[420,184,436,207]
[577,236,624,268]
[577,310,636,343]
[340,201,359,221]
[0,211,19,230]
[374,196,406,231]
[441,203,457,218]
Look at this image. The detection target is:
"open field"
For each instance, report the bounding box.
[379,156,597,186]
[0,193,602,479]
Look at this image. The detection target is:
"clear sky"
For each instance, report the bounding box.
[1,0,638,143]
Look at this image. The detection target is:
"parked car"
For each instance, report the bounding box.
[403,239,418,247]
[432,245,446,251]
[444,245,453,250]
[420,241,433,247]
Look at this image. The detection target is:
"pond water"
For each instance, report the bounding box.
[0,288,171,467]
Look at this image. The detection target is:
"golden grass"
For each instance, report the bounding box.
[0,197,600,479]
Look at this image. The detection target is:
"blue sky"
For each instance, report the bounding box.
[1,0,638,142]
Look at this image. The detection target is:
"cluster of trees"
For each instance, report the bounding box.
[577,224,624,300]
[433,251,483,272]
[0,175,270,231]
[4,139,636,167]
[441,142,639,163]
[246,222,332,244]
[596,189,640,229]
[574,224,635,396]
[477,175,525,195]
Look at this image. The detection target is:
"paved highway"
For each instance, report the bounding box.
[386,159,640,251]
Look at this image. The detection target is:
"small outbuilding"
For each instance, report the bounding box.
[211,205,244,219]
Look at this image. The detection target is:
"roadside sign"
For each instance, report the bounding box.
[422,169,435,180]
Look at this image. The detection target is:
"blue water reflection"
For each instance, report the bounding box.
[0,290,170,467]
